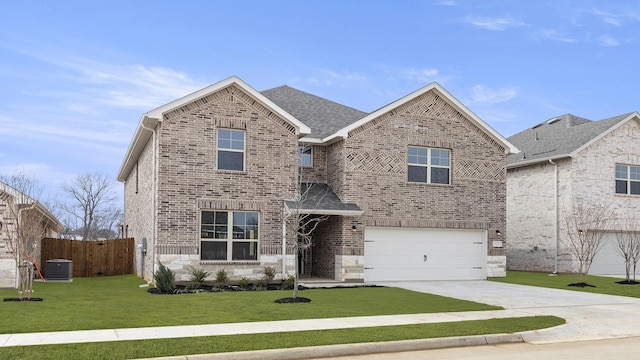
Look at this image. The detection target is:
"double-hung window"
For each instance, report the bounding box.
[615,164,640,195]
[298,145,312,167]
[407,146,450,184]
[201,210,259,261]
[217,129,245,171]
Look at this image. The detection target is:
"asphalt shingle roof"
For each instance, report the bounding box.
[507,113,633,167]
[261,85,368,138]
[284,183,362,214]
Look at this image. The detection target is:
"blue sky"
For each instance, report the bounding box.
[1,0,639,202]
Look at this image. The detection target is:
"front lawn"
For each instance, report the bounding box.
[0,275,566,359]
[0,275,503,334]
[491,271,640,298]
[0,316,564,360]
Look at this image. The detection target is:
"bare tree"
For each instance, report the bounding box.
[60,172,117,240]
[285,180,329,299]
[562,197,614,285]
[615,217,640,283]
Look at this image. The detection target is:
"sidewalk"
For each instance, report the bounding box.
[0,309,528,347]
[4,281,640,359]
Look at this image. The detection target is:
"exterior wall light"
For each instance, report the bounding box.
[351,225,357,232]
[495,229,501,236]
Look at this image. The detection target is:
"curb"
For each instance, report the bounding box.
[143,333,524,360]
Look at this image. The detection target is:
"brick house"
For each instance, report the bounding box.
[0,182,64,288]
[506,112,640,275]
[117,76,517,283]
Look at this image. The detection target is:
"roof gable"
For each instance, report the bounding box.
[327,83,518,154]
[0,181,64,231]
[507,112,638,168]
[117,76,311,181]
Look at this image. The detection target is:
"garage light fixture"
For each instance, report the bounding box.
[495,229,501,236]
[351,225,357,232]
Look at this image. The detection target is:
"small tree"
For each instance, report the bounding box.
[285,181,329,299]
[1,184,50,299]
[563,197,614,285]
[615,217,640,283]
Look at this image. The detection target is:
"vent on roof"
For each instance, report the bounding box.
[547,117,561,125]
[532,123,543,129]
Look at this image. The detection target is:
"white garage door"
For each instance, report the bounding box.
[590,233,628,276]
[364,227,487,281]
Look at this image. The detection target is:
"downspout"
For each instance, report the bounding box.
[549,159,558,275]
[282,206,290,281]
[141,120,157,281]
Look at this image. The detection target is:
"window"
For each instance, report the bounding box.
[298,145,312,167]
[616,164,640,195]
[407,146,450,184]
[217,129,245,171]
[201,211,259,261]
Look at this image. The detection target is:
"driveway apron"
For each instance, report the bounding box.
[385,280,640,344]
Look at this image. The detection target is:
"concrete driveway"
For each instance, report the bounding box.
[383,280,640,344]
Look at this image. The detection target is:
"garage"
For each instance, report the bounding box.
[364,227,487,281]
[590,233,629,276]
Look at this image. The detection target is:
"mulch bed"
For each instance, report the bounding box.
[3,298,43,302]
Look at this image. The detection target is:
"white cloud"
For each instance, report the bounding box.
[599,35,620,47]
[592,8,640,26]
[541,29,578,43]
[470,85,517,105]
[461,16,527,31]
[300,69,369,88]
[402,67,440,83]
[434,0,457,6]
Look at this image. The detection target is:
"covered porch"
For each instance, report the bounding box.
[284,183,364,282]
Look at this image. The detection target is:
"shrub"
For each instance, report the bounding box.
[263,266,276,282]
[215,269,229,287]
[153,262,175,293]
[238,276,250,289]
[281,274,295,290]
[187,266,211,289]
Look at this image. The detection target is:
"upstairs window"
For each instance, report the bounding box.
[298,145,313,167]
[217,129,245,171]
[616,164,640,195]
[408,146,450,184]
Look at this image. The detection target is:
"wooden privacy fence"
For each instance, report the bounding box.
[41,238,135,278]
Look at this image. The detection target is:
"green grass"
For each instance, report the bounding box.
[0,316,564,360]
[0,275,566,359]
[491,271,640,298]
[0,275,502,333]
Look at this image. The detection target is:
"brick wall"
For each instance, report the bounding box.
[123,133,156,279]
[506,117,640,273]
[149,84,298,280]
[335,90,507,260]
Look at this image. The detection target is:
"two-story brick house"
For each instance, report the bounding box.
[117,76,517,283]
[506,112,640,275]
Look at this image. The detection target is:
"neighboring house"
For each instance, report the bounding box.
[117,76,517,283]
[506,112,640,275]
[0,182,64,288]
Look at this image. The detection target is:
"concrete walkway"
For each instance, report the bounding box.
[3,280,640,358]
